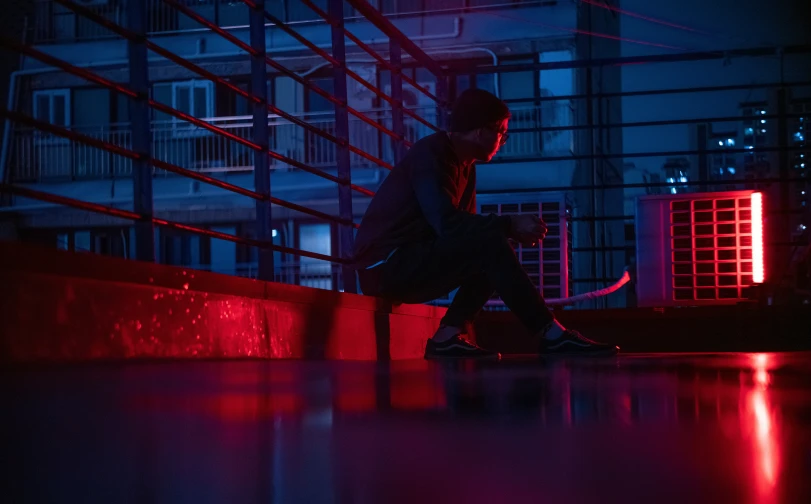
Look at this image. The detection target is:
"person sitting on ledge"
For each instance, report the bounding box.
[352,88,618,359]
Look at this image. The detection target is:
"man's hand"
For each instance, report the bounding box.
[509,214,548,247]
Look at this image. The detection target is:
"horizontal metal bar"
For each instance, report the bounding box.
[568,216,634,221]
[342,0,445,77]
[0,183,347,264]
[570,278,623,284]
[567,210,803,221]
[507,112,807,134]
[445,44,811,75]
[478,176,810,194]
[501,80,811,104]
[496,144,807,164]
[571,246,633,252]
[158,0,409,146]
[1,109,360,228]
[0,38,376,197]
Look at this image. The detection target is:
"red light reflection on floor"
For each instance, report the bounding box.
[745,353,780,502]
[390,360,446,411]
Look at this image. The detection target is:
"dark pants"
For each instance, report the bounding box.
[357,229,555,334]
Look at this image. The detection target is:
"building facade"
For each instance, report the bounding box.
[1,0,623,303]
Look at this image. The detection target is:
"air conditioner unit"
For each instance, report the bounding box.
[475,192,573,308]
[635,190,765,307]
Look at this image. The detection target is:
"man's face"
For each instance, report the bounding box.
[474,118,509,162]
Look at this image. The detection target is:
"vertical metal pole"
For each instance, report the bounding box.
[127,0,154,262]
[250,0,274,281]
[329,0,357,294]
[773,87,790,293]
[389,39,405,163]
[436,75,449,131]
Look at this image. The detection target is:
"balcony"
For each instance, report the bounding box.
[31,0,544,44]
[7,104,572,182]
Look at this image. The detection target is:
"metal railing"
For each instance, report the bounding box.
[8,104,571,182]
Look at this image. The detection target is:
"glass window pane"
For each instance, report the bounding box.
[193,85,208,118]
[176,86,191,115]
[476,74,496,95]
[52,94,66,125]
[36,95,50,122]
[307,78,334,113]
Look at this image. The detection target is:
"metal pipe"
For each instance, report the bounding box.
[127,0,155,262]
[329,0,357,294]
[250,0,274,281]
[389,39,405,164]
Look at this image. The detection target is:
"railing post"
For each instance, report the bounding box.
[249,0,274,281]
[389,39,405,163]
[127,0,155,262]
[436,75,449,131]
[329,0,357,294]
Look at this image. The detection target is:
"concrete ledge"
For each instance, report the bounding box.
[0,242,446,362]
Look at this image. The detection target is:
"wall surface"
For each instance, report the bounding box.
[0,241,447,362]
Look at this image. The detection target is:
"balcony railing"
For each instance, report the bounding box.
[7,104,572,182]
[31,0,541,44]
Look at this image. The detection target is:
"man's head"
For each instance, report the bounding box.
[449,88,511,162]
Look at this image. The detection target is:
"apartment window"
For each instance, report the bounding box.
[152,80,214,129]
[173,80,214,119]
[160,229,211,268]
[33,89,70,127]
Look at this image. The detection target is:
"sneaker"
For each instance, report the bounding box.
[539,329,619,356]
[424,335,501,360]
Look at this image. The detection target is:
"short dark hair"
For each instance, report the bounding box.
[449,88,511,133]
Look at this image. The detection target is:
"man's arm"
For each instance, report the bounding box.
[410,145,511,237]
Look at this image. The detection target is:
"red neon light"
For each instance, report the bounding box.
[751,192,765,283]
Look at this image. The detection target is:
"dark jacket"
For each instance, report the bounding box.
[352,131,511,268]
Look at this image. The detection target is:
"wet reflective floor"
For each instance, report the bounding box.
[4,353,811,503]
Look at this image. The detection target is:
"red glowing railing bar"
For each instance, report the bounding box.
[0,109,359,229]
[1,38,376,198]
[0,184,346,264]
[751,192,765,284]
[47,0,393,171]
[158,0,410,147]
[298,0,442,131]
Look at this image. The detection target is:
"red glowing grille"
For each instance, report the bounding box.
[669,193,764,301]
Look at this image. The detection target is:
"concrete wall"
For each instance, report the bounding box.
[0,241,447,362]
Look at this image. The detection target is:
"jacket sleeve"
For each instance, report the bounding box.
[410,145,511,237]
